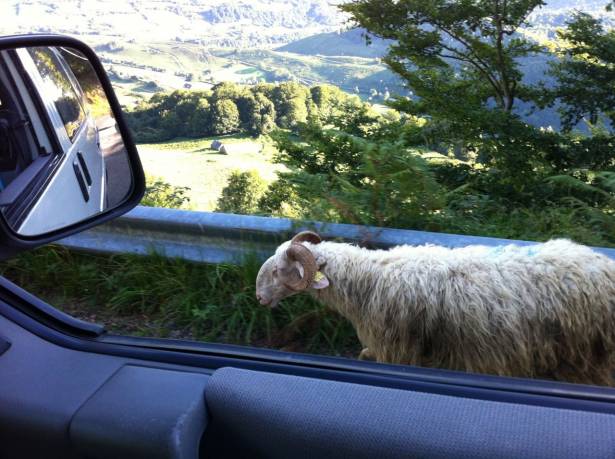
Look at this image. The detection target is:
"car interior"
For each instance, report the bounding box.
[0,65,34,189]
[1,29,615,459]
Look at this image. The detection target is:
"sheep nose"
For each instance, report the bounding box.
[256,293,271,306]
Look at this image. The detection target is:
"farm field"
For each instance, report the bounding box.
[137,135,285,211]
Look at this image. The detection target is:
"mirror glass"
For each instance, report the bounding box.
[0,46,133,236]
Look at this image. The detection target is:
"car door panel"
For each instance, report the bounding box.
[204,367,615,459]
[0,311,212,459]
[70,365,208,459]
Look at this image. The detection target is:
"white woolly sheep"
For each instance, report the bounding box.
[255,231,615,386]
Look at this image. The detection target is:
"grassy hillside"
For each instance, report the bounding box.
[91,39,404,107]
[210,48,404,99]
[138,135,284,211]
[277,27,391,58]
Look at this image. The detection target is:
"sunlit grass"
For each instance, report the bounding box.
[137,134,285,211]
[0,246,360,357]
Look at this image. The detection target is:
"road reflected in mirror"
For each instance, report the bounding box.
[0,46,133,236]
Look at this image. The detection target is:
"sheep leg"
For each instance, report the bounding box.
[358,348,375,361]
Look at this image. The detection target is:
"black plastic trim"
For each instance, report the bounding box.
[100,333,615,404]
[0,275,105,337]
[76,151,91,185]
[73,160,90,202]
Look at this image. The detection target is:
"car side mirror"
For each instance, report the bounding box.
[0,35,144,256]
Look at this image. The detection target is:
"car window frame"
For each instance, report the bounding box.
[2,272,615,414]
[16,47,85,151]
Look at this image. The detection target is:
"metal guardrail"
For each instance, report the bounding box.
[58,206,615,263]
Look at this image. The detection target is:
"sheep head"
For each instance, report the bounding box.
[255,231,329,308]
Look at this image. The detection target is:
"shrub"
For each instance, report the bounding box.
[210,99,240,135]
[141,175,191,209]
[216,170,267,215]
[257,178,303,218]
[272,121,444,228]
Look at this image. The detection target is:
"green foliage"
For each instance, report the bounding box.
[188,99,211,137]
[236,93,277,136]
[210,98,241,135]
[141,175,191,209]
[545,13,615,131]
[126,81,365,142]
[440,196,615,247]
[216,170,267,215]
[257,178,302,218]
[211,81,249,101]
[341,0,544,114]
[271,82,313,128]
[335,0,615,231]
[0,246,360,356]
[310,84,357,122]
[271,113,444,227]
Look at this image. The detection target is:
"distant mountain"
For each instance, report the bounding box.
[279,0,613,58]
[0,0,347,48]
[528,0,614,39]
[200,1,341,28]
[277,28,391,58]
[0,0,610,49]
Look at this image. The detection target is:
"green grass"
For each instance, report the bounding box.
[0,246,360,357]
[137,134,286,212]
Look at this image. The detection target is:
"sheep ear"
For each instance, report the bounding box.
[310,271,329,289]
[296,263,328,289]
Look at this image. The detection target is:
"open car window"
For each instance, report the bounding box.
[0,1,614,392]
[27,47,86,143]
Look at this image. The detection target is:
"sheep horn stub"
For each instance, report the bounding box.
[283,243,318,291]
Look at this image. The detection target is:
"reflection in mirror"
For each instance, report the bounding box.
[0,46,133,236]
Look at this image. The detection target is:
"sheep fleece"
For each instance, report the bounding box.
[304,239,615,386]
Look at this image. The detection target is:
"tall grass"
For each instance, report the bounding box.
[0,246,360,357]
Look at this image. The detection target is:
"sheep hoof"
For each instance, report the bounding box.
[358,348,375,361]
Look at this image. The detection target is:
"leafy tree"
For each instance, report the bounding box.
[341,0,545,114]
[237,93,277,136]
[211,81,247,101]
[216,170,267,215]
[257,177,301,218]
[310,84,348,120]
[210,99,240,135]
[159,109,183,138]
[546,13,615,131]
[236,94,257,128]
[126,90,213,141]
[339,0,615,208]
[271,82,312,128]
[189,99,211,137]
